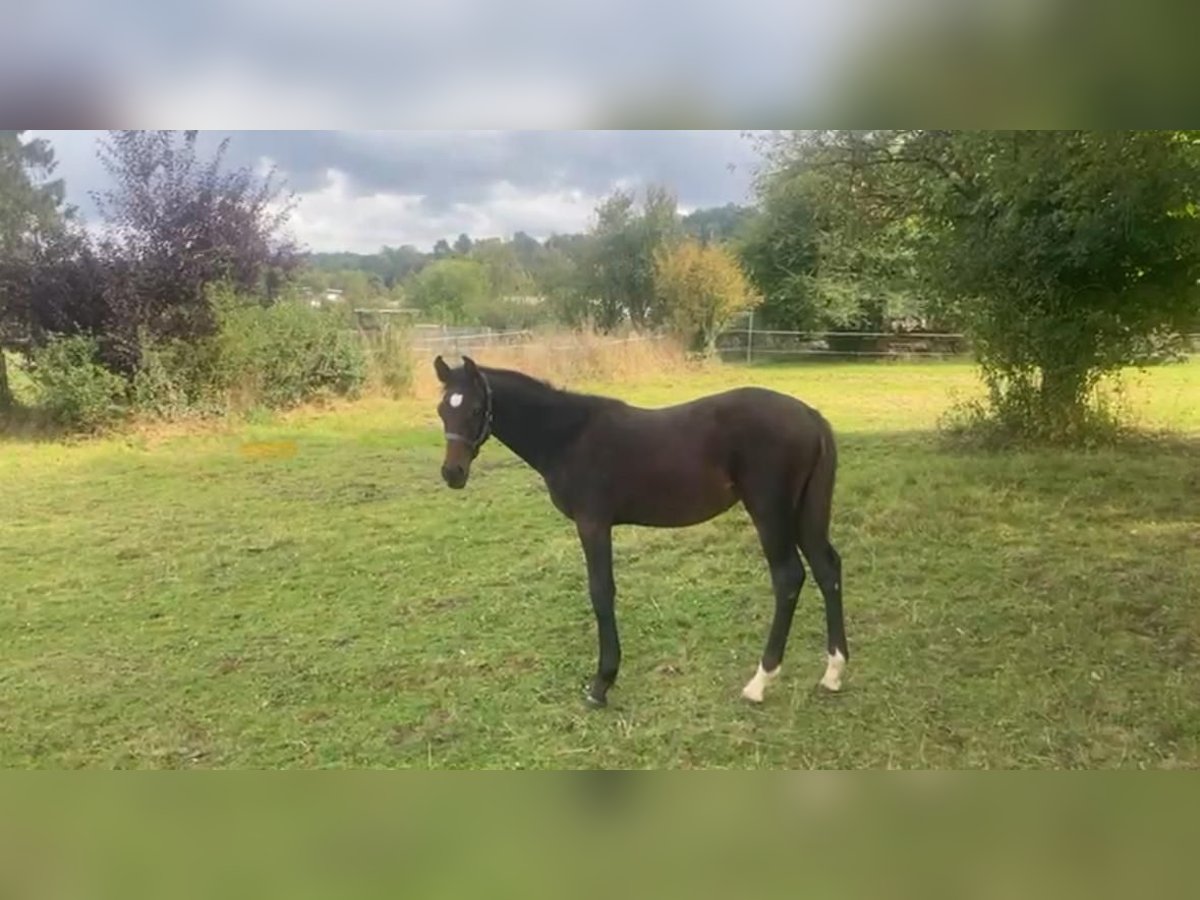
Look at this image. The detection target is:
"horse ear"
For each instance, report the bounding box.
[462,355,479,379]
[434,355,451,384]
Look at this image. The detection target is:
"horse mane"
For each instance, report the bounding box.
[479,365,614,409]
[478,365,618,461]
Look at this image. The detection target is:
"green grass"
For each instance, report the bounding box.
[2,360,1200,768]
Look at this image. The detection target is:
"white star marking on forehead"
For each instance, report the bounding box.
[448,392,463,408]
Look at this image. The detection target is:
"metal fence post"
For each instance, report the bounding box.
[746,311,754,364]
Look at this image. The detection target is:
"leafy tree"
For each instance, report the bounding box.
[636,185,682,325]
[737,172,822,330]
[378,245,426,285]
[536,234,590,325]
[510,231,544,270]
[584,190,638,328]
[655,238,759,354]
[681,203,756,243]
[578,185,680,329]
[740,146,926,334]
[0,131,69,250]
[406,257,488,323]
[87,130,299,371]
[765,130,1200,440]
[0,131,71,408]
[296,205,766,330]
[307,245,425,287]
[330,269,385,305]
[469,238,533,299]
[6,229,109,345]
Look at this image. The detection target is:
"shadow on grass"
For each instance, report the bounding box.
[0,406,81,445]
[840,427,1200,520]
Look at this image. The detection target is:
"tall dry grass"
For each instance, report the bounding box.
[405,326,704,400]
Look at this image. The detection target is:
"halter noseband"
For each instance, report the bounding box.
[443,370,493,459]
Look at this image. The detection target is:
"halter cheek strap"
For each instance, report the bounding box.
[443,370,493,459]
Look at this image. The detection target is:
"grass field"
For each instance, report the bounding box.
[2,359,1199,768]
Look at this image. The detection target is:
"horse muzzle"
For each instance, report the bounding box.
[441,463,469,489]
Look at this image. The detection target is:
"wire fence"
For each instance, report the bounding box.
[402,326,670,357]
[366,318,1200,365]
[408,327,537,354]
[715,327,973,363]
[716,321,1200,364]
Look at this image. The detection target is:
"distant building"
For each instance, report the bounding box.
[306,287,347,308]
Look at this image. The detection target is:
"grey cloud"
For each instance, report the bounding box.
[203,131,760,213]
[38,130,762,231]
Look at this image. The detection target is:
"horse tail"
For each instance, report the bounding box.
[794,410,848,668]
[794,411,837,546]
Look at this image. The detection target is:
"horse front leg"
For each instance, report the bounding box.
[577,519,619,707]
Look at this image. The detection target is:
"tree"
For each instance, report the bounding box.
[681,203,756,243]
[583,190,637,328]
[510,231,544,270]
[739,145,927,333]
[406,257,488,323]
[307,245,425,287]
[635,185,681,326]
[536,234,590,326]
[0,131,71,408]
[763,130,1200,440]
[737,171,822,330]
[453,233,473,256]
[329,269,386,306]
[579,185,680,330]
[654,238,758,354]
[379,244,425,285]
[469,238,532,299]
[0,132,69,251]
[88,130,299,371]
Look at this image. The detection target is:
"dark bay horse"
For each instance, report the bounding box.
[433,355,848,707]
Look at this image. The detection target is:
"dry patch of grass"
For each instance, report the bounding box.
[407,327,701,401]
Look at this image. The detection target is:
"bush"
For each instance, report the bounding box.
[360,325,414,398]
[938,376,1130,449]
[214,294,366,409]
[130,332,225,419]
[22,290,373,433]
[131,290,368,418]
[27,335,128,431]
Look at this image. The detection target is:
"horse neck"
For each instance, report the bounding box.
[483,368,600,473]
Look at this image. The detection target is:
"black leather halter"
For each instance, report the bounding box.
[443,370,493,459]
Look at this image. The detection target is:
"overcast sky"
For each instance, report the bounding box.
[31,130,766,254]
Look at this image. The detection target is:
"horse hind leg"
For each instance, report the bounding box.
[795,443,848,692]
[740,495,806,704]
[799,537,846,691]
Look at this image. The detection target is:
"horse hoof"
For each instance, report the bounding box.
[584,687,607,708]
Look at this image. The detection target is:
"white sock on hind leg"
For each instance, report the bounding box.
[820,650,845,691]
[741,663,779,703]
